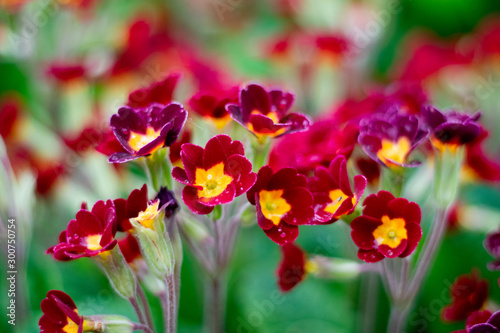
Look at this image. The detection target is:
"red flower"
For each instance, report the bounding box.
[188,87,238,129]
[355,157,381,187]
[246,166,314,245]
[113,184,149,232]
[63,127,105,154]
[39,290,83,333]
[95,129,128,157]
[169,128,191,167]
[127,74,180,108]
[0,96,20,141]
[277,243,306,292]
[226,84,310,141]
[118,233,142,264]
[46,63,86,84]
[351,191,422,263]
[464,129,500,182]
[442,270,489,322]
[308,156,366,224]
[47,200,118,261]
[109,103,187,163]
[269,119,358,174]
[172,135,256,215]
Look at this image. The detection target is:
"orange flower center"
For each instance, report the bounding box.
[372,215,407,249]
[258,189,291,225]
[430,136,459,153]
[136,201,160,230]
[324,189,354,217]
[247,110,286,141]
[128,127,161,152]
[376,137,411,166]
[194,162,233,199]
[62,316,79,333]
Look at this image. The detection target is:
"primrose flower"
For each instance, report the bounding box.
[441,270,489,322]
[423,106,481,152]
[485,229,500,271]
[109,102,187,163]
[127,73,180,108]
[453,310,500,333]
[307,155,366,224]
[269,119,358,174]
[277,243,306,292]
[246,166,314,245]
[465,130,500,182]
[358,103,428,168]
[172,134,256,214]
[351,190,422,263]
[226,84,310,141]
[188,87,238,129]
[39,290,101,333]
[47,200,118,261]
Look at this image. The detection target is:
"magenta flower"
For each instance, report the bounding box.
[226,84,310,141]
[109,103,187,163]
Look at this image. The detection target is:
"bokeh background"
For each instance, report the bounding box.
[1,0,500,332]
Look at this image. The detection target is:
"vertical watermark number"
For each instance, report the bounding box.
[6,218,16,326]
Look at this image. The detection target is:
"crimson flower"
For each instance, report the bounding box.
[269,119,358,174]
[453,310,500,333]
[172,135,256,214]
[47,200,118,261]
[307,156,366,224]
[423,106,481,152]
[118,233,142,264]
[442,270,489,322]
[465,129,500,182]
[109,102,187,163]
[127,74,180,108]
[39,290,86,333]
[358,103,428,168]
[188,87,238,129]
[277,243,306,292]
[246,166,314,245]
[46,63,86,84]
[169,128,191,167]
[351,191,422,263]
[226,84,310,141]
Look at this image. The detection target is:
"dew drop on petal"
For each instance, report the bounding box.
[280,232,286,238]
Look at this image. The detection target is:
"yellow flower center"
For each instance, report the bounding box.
[85,235,102,251]
[324,189,355,217]
[62,317,79,333]
[128,127,161,152]
[247,110,286,141]
[195,162,233,199]
[136,201,160,230]
[258,189,291,226]
[430,136,459,153]
[376,137,411,166]
[372,215,408,249]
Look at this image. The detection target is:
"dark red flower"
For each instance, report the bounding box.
[47,200,118,261]
[95,128,128,157]
[358,103,428,168]
[277,243,306,292]
[441,270,489,322]
[226,84,310,141]
[127,74,180,108]
[63,127,105,154]
[113,184,149,232]
[269,119,358,174]
[465,129,500,182]
[453,310,500,333]
[39,290,83,333]
[355,157,381,187]
[485,228,500,271]
[423,106,481,152]
[169,128,191,167]
[307,156,366,224]
[188,87,238,129]
[246,166,314,245]
[172,135,256,215]
[0,96,20,141]
[351,190,422,263]
[109,102,187,163]
[118,233,142,264]
[36,163,66,197]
